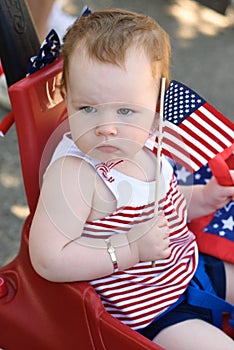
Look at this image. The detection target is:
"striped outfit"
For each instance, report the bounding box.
[47,132,199,330]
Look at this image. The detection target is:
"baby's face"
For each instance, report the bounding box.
[65,46,161,162]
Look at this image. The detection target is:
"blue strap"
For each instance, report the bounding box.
[187,254,234,329]
[187,285,234,329]
[189,254,216,294]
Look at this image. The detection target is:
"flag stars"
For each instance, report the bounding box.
[222,216,234,231]
[164,80,205,124]
[219,231,226,236]
[194,173,201,181]
[176,167,191,183]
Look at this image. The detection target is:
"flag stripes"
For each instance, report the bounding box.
[162,80,234,172]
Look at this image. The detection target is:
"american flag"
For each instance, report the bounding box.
[161,80,234,173]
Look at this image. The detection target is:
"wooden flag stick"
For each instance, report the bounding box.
[152,77,166,268]
[154,77,166,217]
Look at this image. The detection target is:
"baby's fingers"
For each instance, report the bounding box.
[160,238,171,259]
[156,212,168,228]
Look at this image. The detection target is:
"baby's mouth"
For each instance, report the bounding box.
[96,145,119,153]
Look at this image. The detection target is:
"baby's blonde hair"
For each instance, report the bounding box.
[61,9,171,90]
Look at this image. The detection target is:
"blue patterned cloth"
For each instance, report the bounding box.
[27,5,91,75]
[173,161,234,242]
[27,29,61,75]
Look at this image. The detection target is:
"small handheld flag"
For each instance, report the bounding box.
[161,80,234,172]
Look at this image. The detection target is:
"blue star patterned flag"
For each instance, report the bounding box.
[161,80,234,173]
[174,161,234,261]
[204,201,234,241]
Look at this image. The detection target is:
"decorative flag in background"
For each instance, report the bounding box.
[27,6,91,75]
[173,160,234,262]
[161,80,234,173]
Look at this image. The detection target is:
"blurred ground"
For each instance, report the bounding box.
[0,0,234,267]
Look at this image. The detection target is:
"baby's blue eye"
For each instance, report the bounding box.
[80,106,97,113]
[117,108,134,116]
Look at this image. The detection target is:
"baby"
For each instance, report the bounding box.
[29,9,234,349]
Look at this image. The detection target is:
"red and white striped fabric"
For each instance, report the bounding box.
[47,133,198,330]
[88,172,198,330]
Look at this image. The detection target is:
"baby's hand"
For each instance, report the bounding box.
[132,213,171,262]
[203,170,234,210]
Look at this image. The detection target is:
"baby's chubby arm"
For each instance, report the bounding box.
[180,170,234,221]
[29,156,170,282]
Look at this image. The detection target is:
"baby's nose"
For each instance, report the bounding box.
[95,123,117,136]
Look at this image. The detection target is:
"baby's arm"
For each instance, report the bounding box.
[29,157,170,282]
[180,170,234,221]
